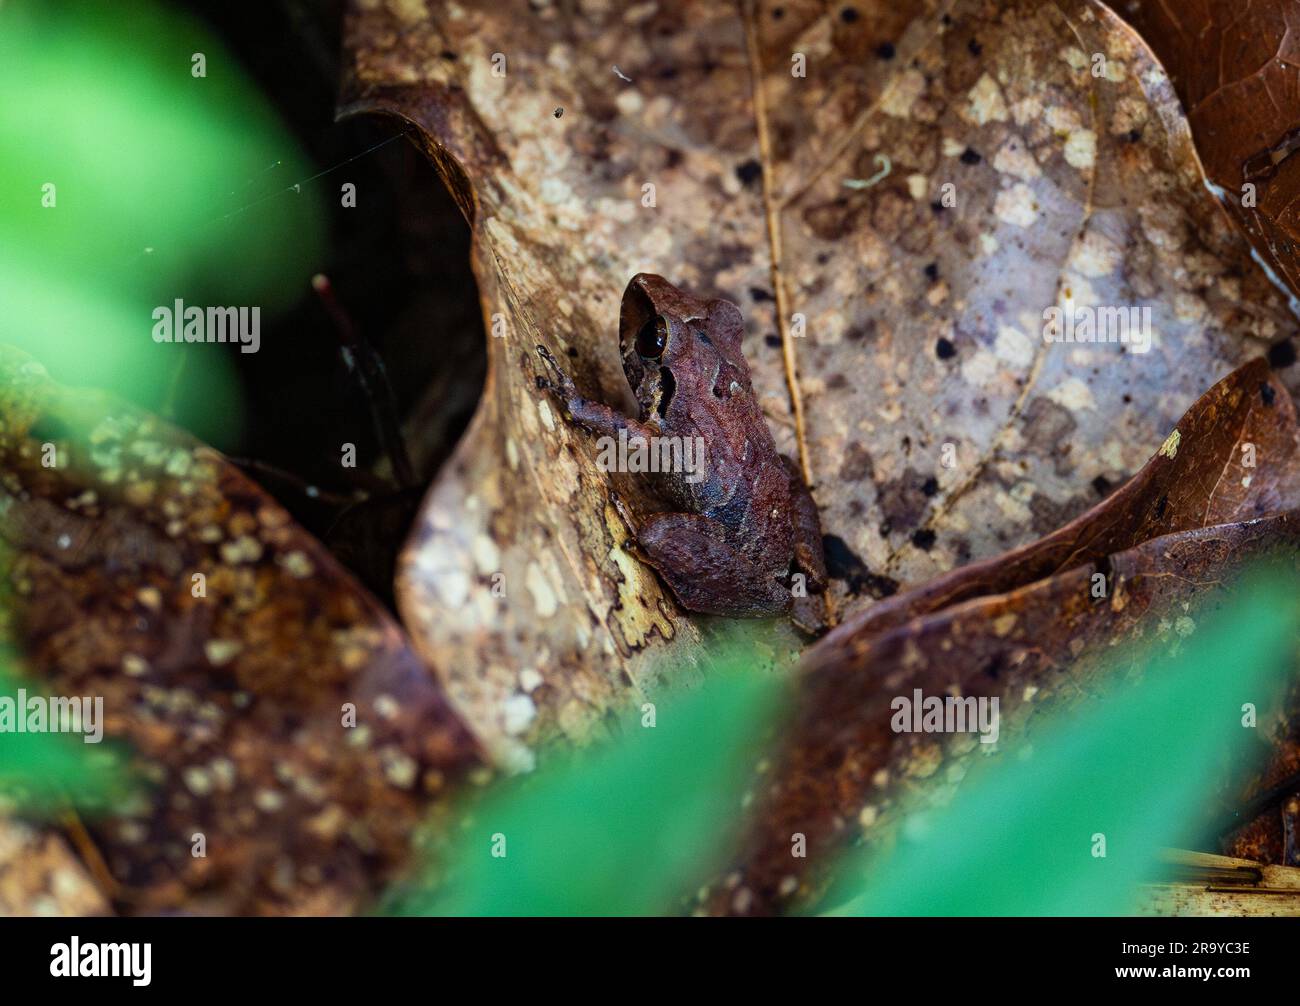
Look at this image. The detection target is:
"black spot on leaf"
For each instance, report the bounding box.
[735,160,762,188]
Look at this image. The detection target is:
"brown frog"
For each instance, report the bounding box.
[536,273,826,628]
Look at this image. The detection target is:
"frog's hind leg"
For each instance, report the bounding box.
[780,454,828,592]
[779,454,830,636]
[636,512,790,617]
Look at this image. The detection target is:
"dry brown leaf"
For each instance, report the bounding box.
[344,0,1298,764]
[707,508,1300,915]
[697,357,1300,913]
[1120,0,1300,307]
[0,348,482,915]
[813,356,1300,648]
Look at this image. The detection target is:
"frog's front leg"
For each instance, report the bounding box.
[535,344,657,442]
[637,511,791,617]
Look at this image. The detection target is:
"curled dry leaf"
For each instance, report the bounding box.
[1120,0,1300,308]
[702,359,1300,915]
[345,0,1296,764]
[709,511,1300,915]
[0,348,481,915]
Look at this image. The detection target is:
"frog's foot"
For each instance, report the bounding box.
[534,343,578,399]
[790,593,829,638]
[607,490,650,560]
[637,512,791,618]
[534,347,655,441]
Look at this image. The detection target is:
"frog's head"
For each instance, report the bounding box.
[618,273,748,421]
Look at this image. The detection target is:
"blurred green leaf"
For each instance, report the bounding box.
[389,648,786,916]
[0,0,324,432]
[0,656,136,817]
[822,572,1300,916]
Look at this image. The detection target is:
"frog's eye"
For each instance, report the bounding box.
[635,315,669,359]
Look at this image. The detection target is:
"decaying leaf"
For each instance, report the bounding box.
[344,0,1298,765]
[1120,0,1300,309]
[705,508,1300,915]
[0,348,482,915]
[813,357,1300,647]
[698,358,1300,914]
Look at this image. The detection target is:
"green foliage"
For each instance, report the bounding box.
[389,650,787,916]
[0,0,323,443]
[0,658,135,817]
[822,573,1300,916]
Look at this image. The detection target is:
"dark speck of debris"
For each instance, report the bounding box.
[1091,474,1112,497]
[749,287,774,302]
[910,528,936,551]
[960,147,982,165]
[441,51,457,60]
[1260,382,1276,406]
[772,5,785,18]
[823,534,899,598]
[566,347,578,357]
[967,38,982,56]
[875,42,896,60]
[553,108,563,118]
[534,376,547,390]
[924,262,939,282]
[736,159,763,188]
[1125,129,1142,143]
[764,334,782,348]
[930,200,946,213]
[841,7,860,24]
[921,476,939,497]
[1268,339,1296,368]
[935,337,956,359]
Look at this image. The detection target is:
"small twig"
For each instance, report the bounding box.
[741,0,813,491]
[226,456,364,506]
[60,804,122,901]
